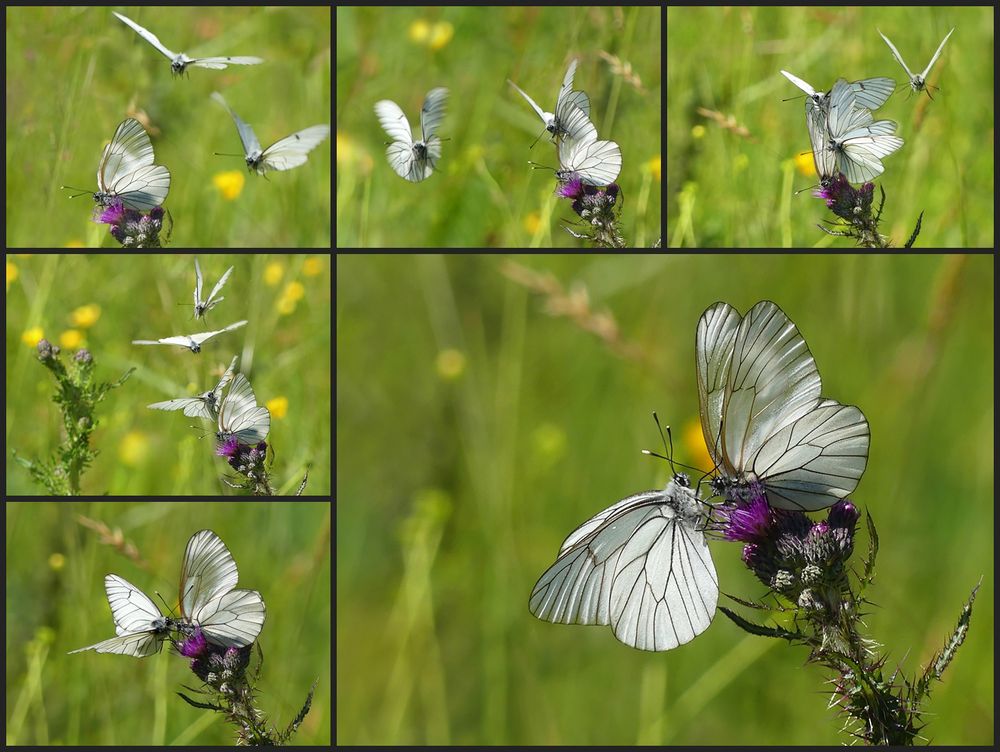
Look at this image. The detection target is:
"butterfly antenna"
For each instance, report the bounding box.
[641,412,703,480]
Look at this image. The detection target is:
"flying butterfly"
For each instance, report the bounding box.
[211,92,330,176]
[508,58,593,145]
[696,300,870,511]
[112,11,263,76]
[133,320,247,353]
[878,28,955,96]
[530,472,718,651]
[147,355,238,419]
[216,372,270,446]
[73,118,171,211]
[374,88,449,183]
[193,257,234,320]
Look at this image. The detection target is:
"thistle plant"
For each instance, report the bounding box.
[815,174,924,248]
[12,341,134,495]
[713,482,981,745]
[95,199,170,248]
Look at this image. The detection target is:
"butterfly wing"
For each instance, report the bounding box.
[179,530,240,620]
[132,335,194,347]
[258,125,330,173]
[696,302,743,470]
[68,575,168,657]
[554,58,592,132]
[558,136,622,185]
[217,372,270,444]
[530,480,717,651]
[147,396,214,419]
[188,320,248,346]
[205,266,234,308]
[194,257,204,308]
[507,79,550,125]
[211,92,262,160]
[186,55,264,70]
[96,119,170,209]
[920,27,955,80]
[112,11,177,61]
[419,88,449,142]
[191,588,266,647]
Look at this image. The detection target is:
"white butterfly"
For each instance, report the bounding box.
[176,530,266,648]
[133,320,247,353]
[68,574,179,657]
[878,28,955,95]
[112,11,263,76]
[530,473,718,651]
[807,79,903,184]
[373,88,448,183]
[211,92,330,176]
[780,70,896,115]
[555,106,622,186]
[147,355,238,419]
[508,58,593,144]
[193,257,234,320]
[696,301,870,512]
[91,118,171,211]
[216,372,270,446]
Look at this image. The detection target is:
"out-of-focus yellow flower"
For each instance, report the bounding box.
[22,327,44,347]
[733,153,749,173]
[531,422,567,462]
[692,124,706,139]
[7,261,18,290]
[70,303,101,328]
[408,19,430,43]
[429,21,453,50]
[303,257,324,276]
[282,281,305,302]
[647,155,661,181]
[523,211,541,235]
[64,240,86,248]
[435,348,466,380]
[119,431,150,467]
[212,170,245,200]
[266,396,288,419]
[794,150,816,177]
[276,297,296,315]
[60,330,84,348]
[682,416,713,474]
[337,131,353,165]
[49,552,66,571]
[264,262,284,286]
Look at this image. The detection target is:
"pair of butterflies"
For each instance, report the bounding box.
[781,70,903,185]
[69,529,266,657]
[508,59,622,187]
[529,301,870,651]
[147,355,271,447]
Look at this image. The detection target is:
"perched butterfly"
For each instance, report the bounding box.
[696,300,870,511]
[508,58,593,145]
[112,11,263,76]
[878,28,955,96]
[530,472,718,651]
[147,355,238,419]
[84,118,171,211]
[193,257,233,320]
[374,88,448,183]
[211,92,329,176]
[806,79,903,185]
[216,372,270,446]
[68,530,266,657]
[132,320,247,353]
[554,106,621,186]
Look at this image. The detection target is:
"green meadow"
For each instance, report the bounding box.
[337,253,993,744]
[5,253,331,495]
[667,6,993,247]
[5,501,331,744]
[5,7,330,248]
[336,6,662,247]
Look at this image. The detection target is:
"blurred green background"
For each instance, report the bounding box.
[337,253,993,744]
[5,253,331,495]
[667,6,994,247]
[336,7,661,247]
[5,6,331,248]
[5,501,330,744]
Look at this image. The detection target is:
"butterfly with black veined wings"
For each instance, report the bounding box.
[87,118,171,211]
[133,320,247,353]
[373,88,449,183]
[211,92,330,176]
[508,58,593,145]
[696,301,870,512]
[877,28,955,97]
[67,574,179,657]
[112,11,263,76]
[216,372,270,446]
[530,473,718,651]
[554,106,622,186]
[806,79,903,185]
[147,355,238,419]
[193,257,233,320]
[177,530,266,648]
